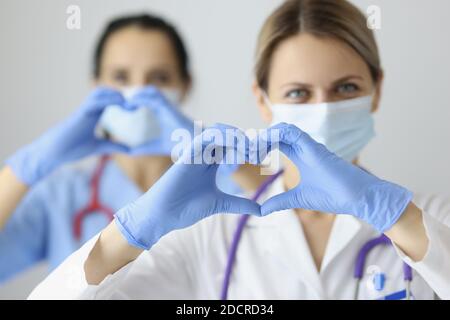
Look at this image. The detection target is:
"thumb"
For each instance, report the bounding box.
[261,188,304,216]
[216,193,261,216]
[82,87,125,115]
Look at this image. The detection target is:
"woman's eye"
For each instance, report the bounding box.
[336,83,359,94]
[112,71,128,85]
[147,72,171,86]
[285,89,309,100]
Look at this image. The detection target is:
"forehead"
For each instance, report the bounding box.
[100,26,178,69]
[269,33,372,86]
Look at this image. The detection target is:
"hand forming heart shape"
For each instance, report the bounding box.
[195,122,412,233]
[114,122,413,250]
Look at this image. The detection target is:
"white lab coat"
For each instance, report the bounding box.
[28,178,450,300]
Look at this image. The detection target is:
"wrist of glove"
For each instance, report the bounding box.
[356,179,413,233]
[6,134,61,186]
[5,87,127,186]
[114,203,165,250]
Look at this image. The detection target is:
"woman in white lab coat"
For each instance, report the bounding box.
[29,0,450,300]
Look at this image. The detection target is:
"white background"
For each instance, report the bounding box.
[1,0,449,299]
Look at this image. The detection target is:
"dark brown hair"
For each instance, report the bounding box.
[93,14,190,82]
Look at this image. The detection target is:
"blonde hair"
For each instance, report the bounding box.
[255,0,381,90]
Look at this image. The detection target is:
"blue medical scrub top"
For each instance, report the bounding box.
[0,157,241,283]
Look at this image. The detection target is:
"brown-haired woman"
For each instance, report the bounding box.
[0,13,255,285]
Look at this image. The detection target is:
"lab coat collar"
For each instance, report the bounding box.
[320,214,363,273]
[247,176,364,297]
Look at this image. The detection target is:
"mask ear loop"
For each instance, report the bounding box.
[259,91,284,174]
[261,91,273,109]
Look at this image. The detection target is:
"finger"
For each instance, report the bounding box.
[211,123,249,164]
[89,86,123,100]
[212,123,245,147]
[84,87,125,114]
[250,133,285,164]
[274,123,331,158]
[264,122,305,147]
[179,125,247,165]
[260,188,303,216]
[127,85,160,99]
[216,193,261,216]
[125,86,170,111]
[250,128,297,164]
[260,123,333,164]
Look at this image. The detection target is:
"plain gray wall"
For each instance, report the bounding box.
[1,0,449,299]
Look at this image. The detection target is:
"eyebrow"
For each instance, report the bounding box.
[332,75,364,84]
[279,82,312,89]
[280,75,365,89]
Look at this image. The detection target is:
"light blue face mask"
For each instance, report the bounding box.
[95,87,182,148]
[265,95,376,162]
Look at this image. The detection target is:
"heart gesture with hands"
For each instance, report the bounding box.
[114,122,413,250]
[256,123,413,233]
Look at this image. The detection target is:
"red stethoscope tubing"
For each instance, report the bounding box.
[72,156,115,241]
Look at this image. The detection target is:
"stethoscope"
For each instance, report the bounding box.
[73,157,414,299]
[72,156,114,241]
[220,170,414,300]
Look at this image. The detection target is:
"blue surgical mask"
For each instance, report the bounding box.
[265,94,376,162]
[95,87,182,148]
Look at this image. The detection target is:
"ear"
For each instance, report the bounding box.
[371,70,384,113]
[252,80,273,124]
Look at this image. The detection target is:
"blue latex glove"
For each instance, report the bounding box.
[115,125,261,250]
[258,123,413,233]
[125,86,195,156]
[6,87,128,186]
